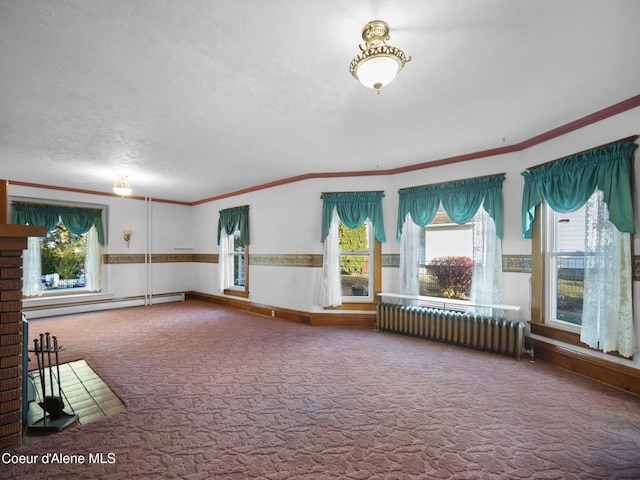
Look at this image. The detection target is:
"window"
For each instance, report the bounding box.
[339,221,374,301]
[419,208,473,299]
[217,205,250,298]
[397,175,504,315]
[524,140,636,357]
[537,189,633,334]
[13,201,105,297]
[533,190,634,355]
[546,203,586,328]
[228,228,248,293]
[40,222,88,290]
[319,191,385,308]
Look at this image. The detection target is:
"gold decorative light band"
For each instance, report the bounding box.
[349,45,410,78]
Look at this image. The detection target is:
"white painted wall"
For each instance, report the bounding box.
[187,144,564,320]
[191,175,396,313]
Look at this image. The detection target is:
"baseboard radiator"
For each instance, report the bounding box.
[377,303,528,360]
[23,293,185,319]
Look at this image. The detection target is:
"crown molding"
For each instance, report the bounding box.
[10,94,640,206]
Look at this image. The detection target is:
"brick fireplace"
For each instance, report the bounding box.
[0,186,46,450]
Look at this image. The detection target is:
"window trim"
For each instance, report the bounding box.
[544,205,584,332]
[13,199,106,298]
[339,221,374,303]
[531,203,587,346]
[223,233,249,299]
[326,238,381,311]
[529,202,631,357]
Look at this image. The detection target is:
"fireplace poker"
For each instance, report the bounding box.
[45,333,53,398]
[38,334,45,392]
[33,338,45,402]
[53,336,62,398]
[38,334,46,424]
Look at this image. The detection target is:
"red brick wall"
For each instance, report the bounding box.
[0,250,24,450]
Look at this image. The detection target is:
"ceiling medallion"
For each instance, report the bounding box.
[349,20,412,94]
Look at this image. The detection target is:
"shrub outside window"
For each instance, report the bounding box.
[419,209,473,300]
[339,222,373,300]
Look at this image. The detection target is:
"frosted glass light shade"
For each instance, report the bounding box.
[355,56,400,90]
[112,175,132,196]
[113,186,132,196]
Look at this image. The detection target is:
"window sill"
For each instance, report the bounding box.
[223,289,249,299]
[324,302,377,311]
[23,291,115,308]
[529,321,629,359]
[530,322,581,345]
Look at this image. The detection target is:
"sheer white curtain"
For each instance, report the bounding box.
[469,208,504,318]
[22,237,43,297]
[320,208,342,307]
[581,190,634,357]
[218,228,233,292]
[84,225,102,292]
[399,215,420,297]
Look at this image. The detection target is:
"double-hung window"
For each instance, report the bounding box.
[546,203,587,328]
[339,221,375,301]
[523,140,637,357]
[320,192,385,308]
[217,205,249,298]
[229,228,248,290]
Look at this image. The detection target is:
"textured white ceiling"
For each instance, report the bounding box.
[1,0,639,203]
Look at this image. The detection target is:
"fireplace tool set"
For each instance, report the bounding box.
[27,332,78,432]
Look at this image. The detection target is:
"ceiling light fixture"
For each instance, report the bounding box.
[112,174,132,197]
[349,20,411,94]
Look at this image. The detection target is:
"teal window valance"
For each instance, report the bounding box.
[12,203,105,245]
[521,141,638,238]
[321,191,386,242]
[396,174,505,241]
[217,205,249,245]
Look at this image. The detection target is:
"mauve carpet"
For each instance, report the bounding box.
[5,300,640,479]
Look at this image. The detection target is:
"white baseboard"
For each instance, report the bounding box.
[23,293,185,319]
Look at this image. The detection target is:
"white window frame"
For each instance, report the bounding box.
[220,228,249,297]
[545,204,583,333]
[229,229,247,291]
[339,220,374,303]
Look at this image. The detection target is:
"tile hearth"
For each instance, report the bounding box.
[24,359,125,444]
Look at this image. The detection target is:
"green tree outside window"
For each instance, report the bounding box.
[41,223,86,283]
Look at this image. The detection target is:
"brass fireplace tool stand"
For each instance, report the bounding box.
[27,332,79,432]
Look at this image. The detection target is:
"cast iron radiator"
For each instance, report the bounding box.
[376,303,527,360]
